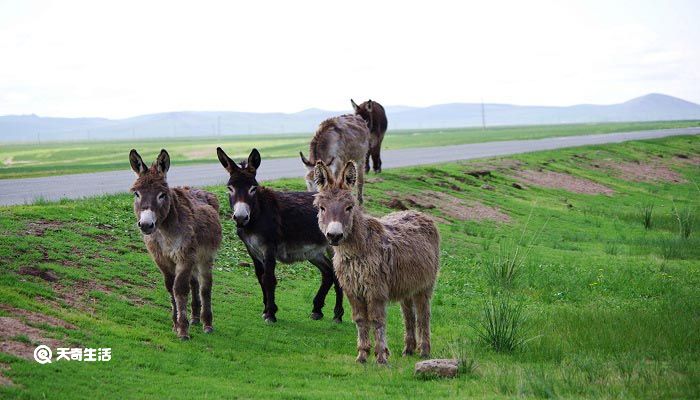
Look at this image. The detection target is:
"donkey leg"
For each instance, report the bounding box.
[332,275,344,323]
[369,298,389,364]
[252,258,266,316]
[348,295,370,363]
[173,266,192,340]
[262,256,278,323]
[189,276,201,325]
[163,272,177,332]
[308,257,334,320]
[400,298,417,356]
[198,264,214,333]
[356,166,365,205]
[364,152,371,173]
[414,290,433,358]
[371,147,382,173]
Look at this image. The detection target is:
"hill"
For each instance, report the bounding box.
[2,93,700,142]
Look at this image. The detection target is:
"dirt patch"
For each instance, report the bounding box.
[0,317,64,360]
[0,305,75,330]
[514,170,614,195]
[17,266,59,282]
[600,161,686,183]
[673,154,700,166]
[52,280,112,311]
[23,220,64,237]
[0,363,13,386]
[365,177,384,183]
[385,191,510,223]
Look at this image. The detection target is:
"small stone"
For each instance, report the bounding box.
[481,184,495,191]
[512,182,525,190]
[414,359,459,378]
[238,261,252,267]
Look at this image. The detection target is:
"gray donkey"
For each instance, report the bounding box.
[300,114,369,204]
[313,161,440,364]
[129,149,222,340]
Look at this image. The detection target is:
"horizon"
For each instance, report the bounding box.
[1,92,695,120]
[1,0,699,118]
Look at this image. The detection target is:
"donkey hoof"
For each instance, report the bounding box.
[332,316,342,324]
[310,312,323,320]
[402,349,415,356]
[179,335,191,341]
[264,315,277,323]
[376,356,388,365]
[203,326,214,334]
[190,318,201,326]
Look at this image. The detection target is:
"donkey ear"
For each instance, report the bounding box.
[155,149,170,175]
[314,161,334,190]
[129,149,148,176]
[299,151,313,167]
[351,99,359,112]
[341,161,358,188]
[366,99,373,113]
[217,147,238,174]
[248,148,261,171]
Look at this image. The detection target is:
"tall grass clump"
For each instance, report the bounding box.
[483,242,525,290]
[447,338,479,376]
[640,203,654,230]
[672,205,695,239]
[476,296,528,353]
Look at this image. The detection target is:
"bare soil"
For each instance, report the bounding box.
[514,170,614,195]
[0,317,64,360]
[600,160,686,183]
[385,191,510,223]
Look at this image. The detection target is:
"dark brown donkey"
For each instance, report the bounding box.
[129,149,222,340]
[351,99,388,173]
[217,147,344,323]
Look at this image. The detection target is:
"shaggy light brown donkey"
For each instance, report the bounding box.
[129,149,222,340]
[313,161,440,364]
[300,114,369,204]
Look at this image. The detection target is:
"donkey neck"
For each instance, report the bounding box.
[336,210,371,256]
[157,189,185,236]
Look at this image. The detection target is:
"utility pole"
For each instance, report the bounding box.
[481,98,486,130]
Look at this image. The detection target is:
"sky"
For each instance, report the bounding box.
[0,0,699,118]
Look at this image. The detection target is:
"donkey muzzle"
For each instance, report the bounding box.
[138,210,157,234]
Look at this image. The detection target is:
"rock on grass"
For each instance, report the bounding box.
[414,359,459,378]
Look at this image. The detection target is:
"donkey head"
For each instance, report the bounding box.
[299,152,335,192]
[313,160,358,246]
[217,147,261,226]
[351,98,374,131]
[129,149,171,235]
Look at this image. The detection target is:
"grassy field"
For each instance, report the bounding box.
[0,135,699,398]
[1,120,698,179]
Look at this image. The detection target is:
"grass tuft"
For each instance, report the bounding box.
[639,203,654,230]
[672,204,695,239]
[476,296,528,353]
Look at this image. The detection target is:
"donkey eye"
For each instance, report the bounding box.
[319,206,326,212]
[345,205,353,212]
[158,192,167,200]
[134,192,140,198]
[249,186,257,195]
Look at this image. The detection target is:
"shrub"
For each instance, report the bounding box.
[476,296,527,353]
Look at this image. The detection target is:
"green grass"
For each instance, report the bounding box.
[0,135,699,398]
[1,120,698,179]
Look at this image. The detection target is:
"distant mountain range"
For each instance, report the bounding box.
[2,93,700,142]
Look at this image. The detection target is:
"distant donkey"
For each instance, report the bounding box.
[300,114,369,204]
[217,147,344,323]
[129,149,222,340]
[313,161,440,364]
[351,99,388,173]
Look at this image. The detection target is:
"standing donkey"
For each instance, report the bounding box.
[351,99,388,174]
[129,149,222,340]
[300,114,369,204]
[313,161,440,364]
[217,147,344,323]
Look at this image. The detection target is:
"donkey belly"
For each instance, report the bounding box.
[276,243,326,264]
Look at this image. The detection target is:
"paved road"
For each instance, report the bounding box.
[1,127,698,206]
